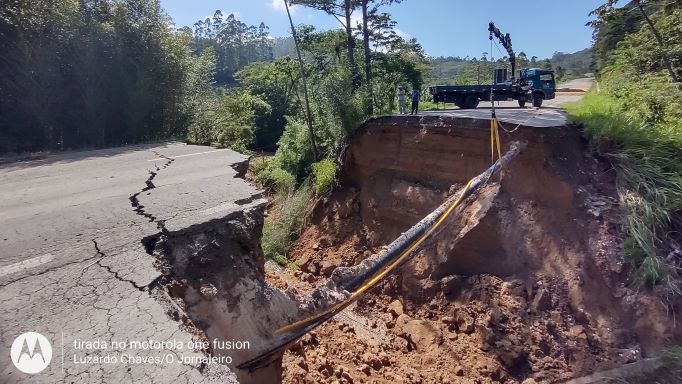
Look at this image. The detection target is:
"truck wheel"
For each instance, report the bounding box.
[518,97,526,108]
[464,95,479,109]
[532,93,544,108]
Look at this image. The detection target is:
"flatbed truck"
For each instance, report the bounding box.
[429,68,557,109]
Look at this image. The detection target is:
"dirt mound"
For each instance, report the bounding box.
[279,115,682,383]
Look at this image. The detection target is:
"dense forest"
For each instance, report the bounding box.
[0,0,426,156]
[567,0,681,288]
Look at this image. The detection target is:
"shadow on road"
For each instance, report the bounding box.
[0,142,180,170]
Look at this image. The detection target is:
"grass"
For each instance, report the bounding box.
[261,180,313,268]
[662,346,682,367]
[564,91,682,291]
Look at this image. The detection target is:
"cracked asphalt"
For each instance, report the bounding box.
[0,143,264,383]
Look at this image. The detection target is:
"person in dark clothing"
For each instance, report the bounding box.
[410,89,421,114]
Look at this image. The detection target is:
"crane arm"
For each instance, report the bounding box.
[488,22,516,79]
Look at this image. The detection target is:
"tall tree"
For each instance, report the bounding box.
[358,1,404,114]
[284,0,319,160]
[590,0,678,82]
[290,0,361,87]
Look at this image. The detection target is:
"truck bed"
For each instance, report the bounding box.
[429,84,522,93]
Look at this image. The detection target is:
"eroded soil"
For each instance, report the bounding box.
[267,116,682,383]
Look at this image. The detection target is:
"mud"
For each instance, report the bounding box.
[277,115,682,383]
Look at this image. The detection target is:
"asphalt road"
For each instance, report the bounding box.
[0,143,263,383]
[420,78,594,128]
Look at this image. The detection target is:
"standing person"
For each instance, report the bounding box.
[397,87,406,114]
[411,88,421,115]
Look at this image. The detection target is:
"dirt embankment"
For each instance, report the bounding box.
[277,115,682,383]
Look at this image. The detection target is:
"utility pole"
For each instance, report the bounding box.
[284,0,319,160]
[481,52,488,84]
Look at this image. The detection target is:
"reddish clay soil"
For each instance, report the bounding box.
[267,116,682,384]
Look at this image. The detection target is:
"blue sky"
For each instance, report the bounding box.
[160,0,602,59]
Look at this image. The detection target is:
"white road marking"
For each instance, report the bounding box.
[0,253,54,277]
[147,149,231,161]
[201,202,238,215]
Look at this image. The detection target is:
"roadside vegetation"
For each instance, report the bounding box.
[566,1,681,290]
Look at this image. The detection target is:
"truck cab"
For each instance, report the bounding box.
[521,68,556,104]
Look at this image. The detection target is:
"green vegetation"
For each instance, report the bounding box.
[0,1,278,154]
[262,181,313,268]
[662,346,682,367]
[566,1,681,290]
[248,2,426,264]
[312,159,337,196]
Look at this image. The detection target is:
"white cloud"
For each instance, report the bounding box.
[394,27,410,39]
[270,0,297,14]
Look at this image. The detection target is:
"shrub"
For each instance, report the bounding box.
[266,168,296,193]
[312,159,336,196]
[261,181,313,265]
[187,90,271,152]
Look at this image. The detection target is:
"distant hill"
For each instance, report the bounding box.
[550,48,594,79]
[426,47,594,85]
[273,37,296,58]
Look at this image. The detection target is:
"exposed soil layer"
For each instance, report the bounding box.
[148,204,308,384]
[277,115,682,383]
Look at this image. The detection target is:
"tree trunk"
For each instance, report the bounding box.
[284,0,319,160]
[344,0,360,88]
[362,0,373,114]
[636,1,678,82]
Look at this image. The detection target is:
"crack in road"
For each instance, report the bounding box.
[89,150,176,292]
[92,239,146,291]
[128,152,173,224]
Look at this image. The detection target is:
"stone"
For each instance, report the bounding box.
[388,300,404,317]
[358,364,371,375]
[530,288,552,312]
[400,319,443,351]
[454,365,464,376]
[454,311,475,334]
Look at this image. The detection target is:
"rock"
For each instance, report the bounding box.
[358,364,371,375]
[498,344,528,370]
[378,351,391,366]
[454,365,464,376]
[530,288,552,312]
[454,310,475,334]
[490,308,507,324]
[569,324,584,337]
[569,324,588,343]
[395,313,412,330]
[521,379,537,384]
[400,319,443,351]
[320,260,336,276]
[341,371,354,383]
[388,300,404,317]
